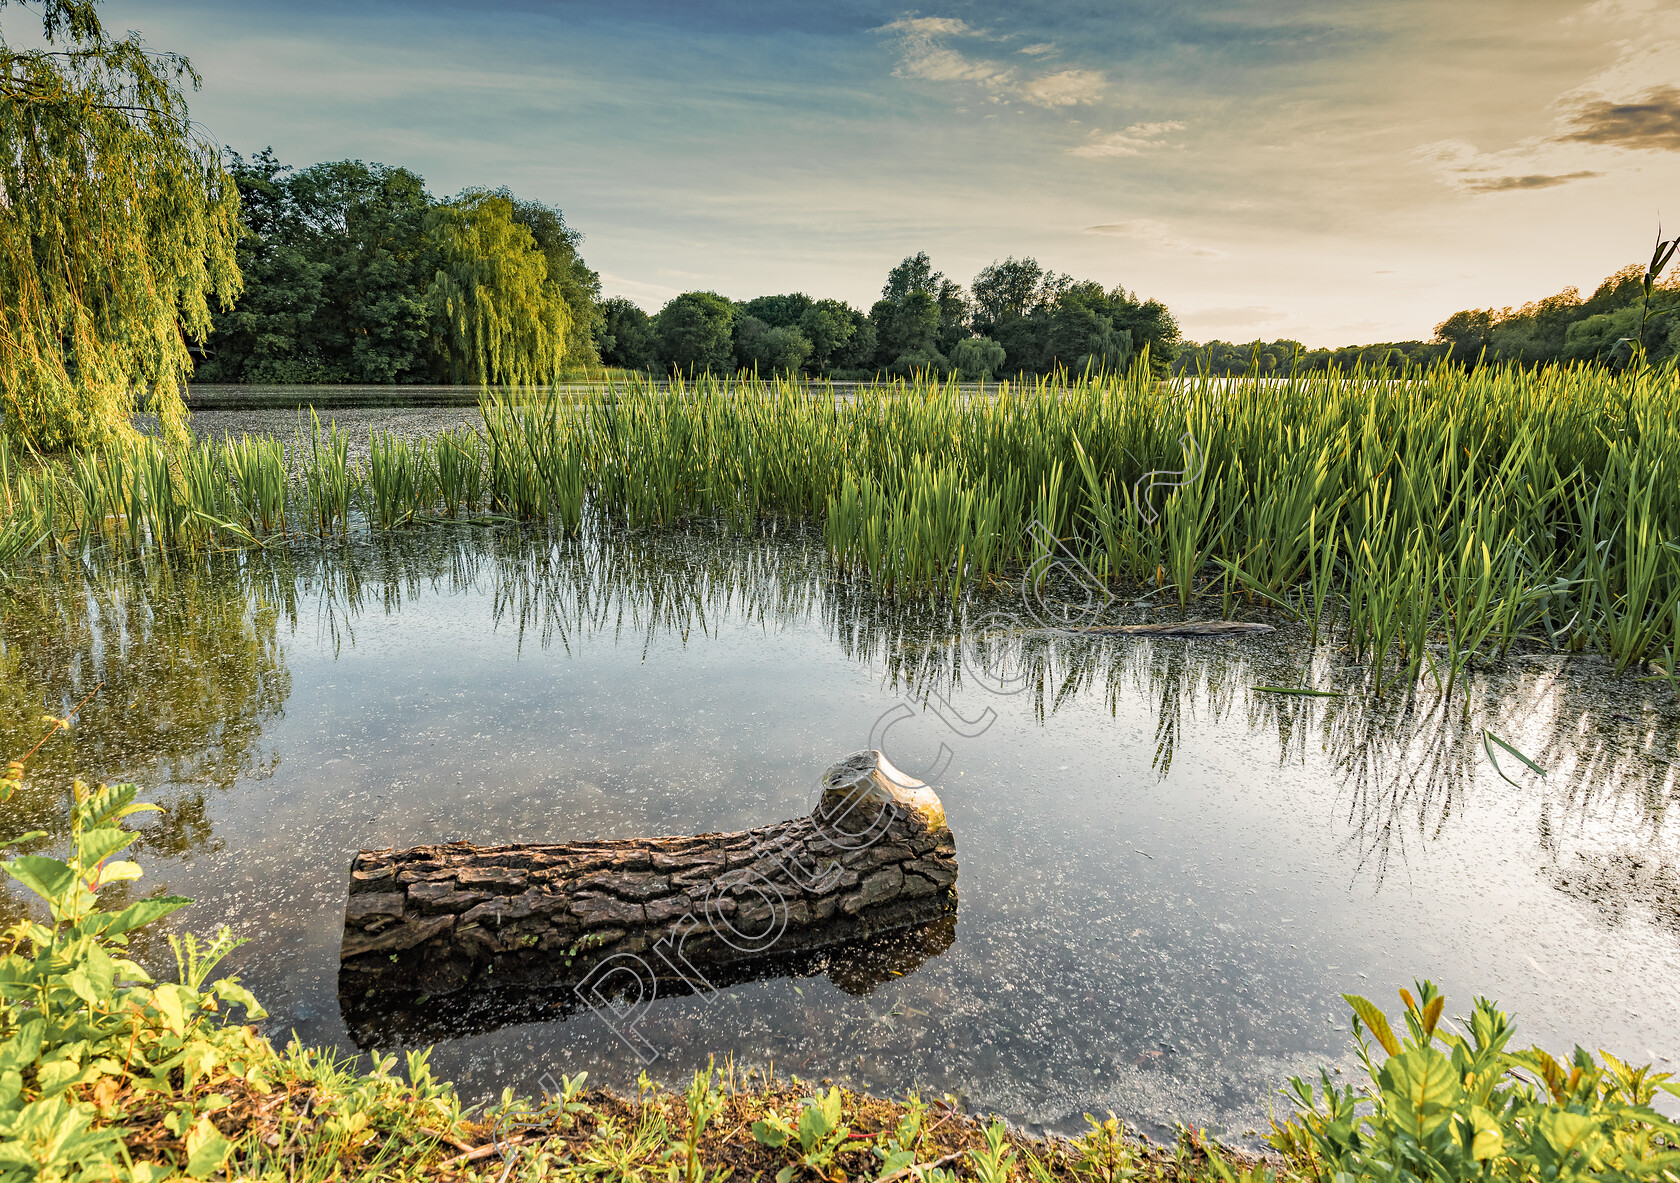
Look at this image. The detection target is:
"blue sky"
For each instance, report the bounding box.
[98,0,1680,344]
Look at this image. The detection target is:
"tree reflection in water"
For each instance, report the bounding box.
[2,521,1675,943]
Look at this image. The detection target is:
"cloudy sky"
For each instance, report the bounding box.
[96,0,1680,345]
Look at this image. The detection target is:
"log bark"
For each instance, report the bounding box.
[338,750,957,1000]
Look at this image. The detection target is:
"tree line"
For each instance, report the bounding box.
[194,150,602,384]
[599,253,1182,379]
[1176,263,1680,376]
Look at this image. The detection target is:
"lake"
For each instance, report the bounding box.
[2,520,1676,1141]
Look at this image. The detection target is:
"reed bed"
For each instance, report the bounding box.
[3,363,1679,692]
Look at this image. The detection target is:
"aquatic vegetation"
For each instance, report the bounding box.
[4,362,1680,686]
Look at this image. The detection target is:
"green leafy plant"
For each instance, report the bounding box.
[1270,981,1680,1183]
[752,1085,850,1183]
[0,776,269,1182]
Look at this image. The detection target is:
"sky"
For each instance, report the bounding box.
[84,0,1680,345]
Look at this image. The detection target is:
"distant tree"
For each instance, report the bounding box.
[950,336,1006,381]
[598,297,656,369]
[1,0,242,447]
[655,291,736,373]
[201,152,437,383]
[935,279,972,355]
[755,326,812,374]
[1432,309,1496,363]
[882,252,943,302]
[1110,292,1180,377]
[970,257,1071,331]
[797,299,857,371]
[870,291,945,374]
[196,150,333,383]
[837,311,878,372]
[744,293,813,329]
[504,193,602,367]
[290,159,436,382]
[426,190,571,386]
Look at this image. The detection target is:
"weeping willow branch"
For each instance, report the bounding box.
[425,189,571,388]
[0,0,242,450]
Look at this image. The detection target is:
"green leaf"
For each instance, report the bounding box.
[751,1119,788,1149]
[3,855,75,905]
[91,860,142,886]
[1539,1110,1600,1162]
[1468,1105,1503,1161]
[0,1018,43,1072]
[99,895,191,938]
[34,1059,95,1099]
[185,1114,233,1179]
[1343,993,1403,1056]
[1483,729,1546,787]
[211,976,268,1020]
[151,983,192,1036]
[1378,1046,1461,1139]
[878,1148,917,1174]
[75,826,137,870]
[77,783,143,830]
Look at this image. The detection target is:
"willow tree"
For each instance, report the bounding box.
[0,0,239,450]
[426,190,570,387]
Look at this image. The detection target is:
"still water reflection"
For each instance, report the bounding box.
[2,523,1676,1139]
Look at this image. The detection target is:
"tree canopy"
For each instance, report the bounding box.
[0,0,241,448]
[196,151,603,385]
[617,252,1180,380]
[427,190,572,387]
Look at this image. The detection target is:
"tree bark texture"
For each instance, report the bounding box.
[338,750,957,1000]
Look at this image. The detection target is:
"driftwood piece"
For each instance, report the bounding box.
[338,750,958,1000]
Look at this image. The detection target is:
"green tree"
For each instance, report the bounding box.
[655,291,735,374]
[743,293,813,329]
[426,190,571,386]
[949,336,1005,380]
[882,252,942,302]
[504,192,602,368]
[797,299,858,372]
[194,150,332,382]
[1432,309,1496,363]
[0,0,241,448]
[935,279,972,355]
[1041,285,1135,374]
[199,152,437,383]
[598,297,656,369]
[970,257,1070,331]
[870,292,944,374]
[733,314,811,374]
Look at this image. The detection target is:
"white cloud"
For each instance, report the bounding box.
[874,16,975,37]
[1017,68,1105,108]
[1069,121,1185,158]
[874,17,1103,107]
[1084,218,1220,256]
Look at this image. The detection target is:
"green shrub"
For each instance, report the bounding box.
[1269,981,1680,1183]
[0,761,463,1182]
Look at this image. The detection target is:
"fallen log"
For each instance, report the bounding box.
[338,750,958,1001]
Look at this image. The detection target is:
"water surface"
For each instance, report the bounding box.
[2,523,1676,1140]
